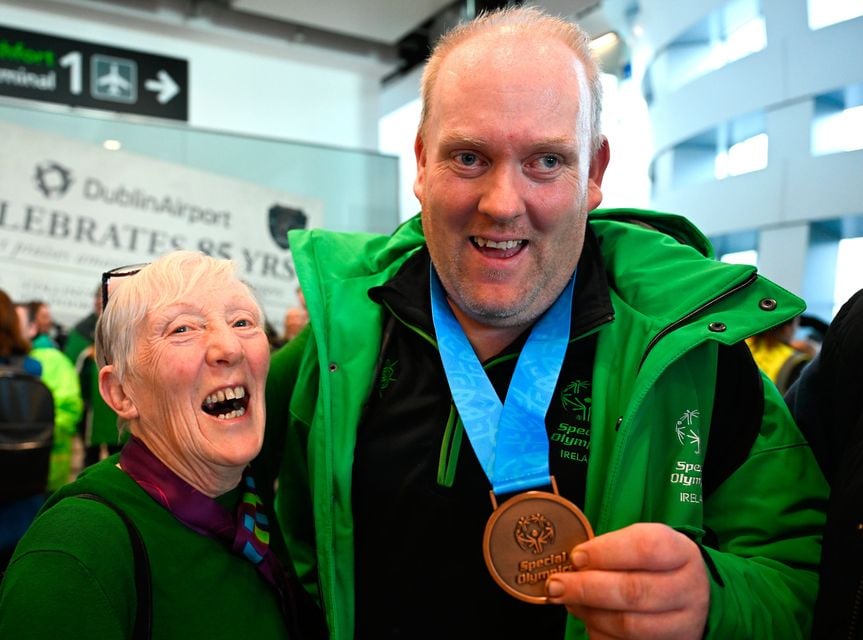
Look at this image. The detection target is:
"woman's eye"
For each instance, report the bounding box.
[171,325,189,334]
[234,319,250,328]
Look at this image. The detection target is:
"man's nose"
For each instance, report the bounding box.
[478,164,527,221]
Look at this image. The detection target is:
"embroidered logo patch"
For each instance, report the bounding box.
[675,409,701,455]
[377,358,398,396]
[561,379,591,422]
[670,408,704,504]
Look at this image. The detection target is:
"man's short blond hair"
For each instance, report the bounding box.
[418,5,604,153]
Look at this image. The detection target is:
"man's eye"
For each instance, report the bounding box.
[539,154,560,169]
[456,152,479,166]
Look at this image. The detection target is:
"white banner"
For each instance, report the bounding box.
[0,120,322,330]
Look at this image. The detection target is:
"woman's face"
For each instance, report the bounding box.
[122,277,270,488]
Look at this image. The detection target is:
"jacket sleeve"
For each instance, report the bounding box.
[701,374,827,638]
[33,349,84,438]
[258,326,321,604]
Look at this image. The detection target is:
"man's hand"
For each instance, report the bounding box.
[545,523,709,640]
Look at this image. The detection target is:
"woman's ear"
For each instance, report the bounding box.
[98,365,138,420]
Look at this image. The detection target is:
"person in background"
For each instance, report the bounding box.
[21,301,61,349]
[0,251,325,639]
[282,286,309,343]
[784,288,863,639]
[746,315,812,393]
[15,302,83,493]
[0,289,50,569]
[259,6,827,639]
[792,313,829,358]
[64,286,121,467]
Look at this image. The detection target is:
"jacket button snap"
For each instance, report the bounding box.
[328,363,338,373]
[708,321,727,332]
[759,298,777,311]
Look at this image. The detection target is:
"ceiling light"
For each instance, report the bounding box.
[103,139,122,151]
[590,32,620,53]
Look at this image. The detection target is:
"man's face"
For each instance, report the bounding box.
[415,33,607,333]
[122,278,271,481]
[35,304,52,334]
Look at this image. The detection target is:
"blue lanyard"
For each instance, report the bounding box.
[430,268,575,496]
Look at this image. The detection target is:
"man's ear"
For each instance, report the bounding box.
[98,365,138,420]
[413,130,427,204]
[587,136,611,211]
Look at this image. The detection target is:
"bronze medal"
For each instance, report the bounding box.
[483,488,593,604]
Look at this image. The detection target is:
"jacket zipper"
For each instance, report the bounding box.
[637,272,758,371]
[849,572,863,639]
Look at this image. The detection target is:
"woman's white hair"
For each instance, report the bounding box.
[95,250,263,382]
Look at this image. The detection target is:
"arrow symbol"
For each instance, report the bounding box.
[144,70,179,104]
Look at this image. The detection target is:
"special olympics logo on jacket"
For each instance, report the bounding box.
[675,409,702,455]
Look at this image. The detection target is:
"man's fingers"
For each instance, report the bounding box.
[548,568,685,612]
[569,523,695,571]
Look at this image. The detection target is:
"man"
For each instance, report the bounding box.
[21,301,60,349]
[64,286,121,467]
[283,286,309,343]
[785,288,863,639]
[261,6,827,639]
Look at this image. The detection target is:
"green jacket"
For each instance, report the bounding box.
[265,209,827,639]
[64,324,120,447]
[28,347,83,491]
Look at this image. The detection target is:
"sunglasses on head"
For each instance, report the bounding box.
[101,263,149,310]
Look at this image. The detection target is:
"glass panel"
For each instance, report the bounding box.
[720,249,758,265]
[808,0,863,29]
[812,84,863,156]
[715,132,768,179]
[650,0,766,95]
[0,100,399,327]
[0,101,399,235]
[834,236,863,315]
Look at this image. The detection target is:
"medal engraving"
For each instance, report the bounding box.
[483,490,593,604]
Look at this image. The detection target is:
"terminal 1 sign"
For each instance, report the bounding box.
[0,25,188,121]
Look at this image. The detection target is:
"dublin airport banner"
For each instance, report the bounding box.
[0,120,322,328]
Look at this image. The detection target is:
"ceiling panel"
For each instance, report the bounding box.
[230,0,459,44]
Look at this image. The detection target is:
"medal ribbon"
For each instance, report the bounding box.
[430,268,574,496]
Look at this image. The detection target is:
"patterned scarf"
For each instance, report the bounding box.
[118,435,325,637]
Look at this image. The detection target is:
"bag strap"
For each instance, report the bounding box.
[75,493,152,640]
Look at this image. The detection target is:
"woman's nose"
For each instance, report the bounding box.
[206,322,243,365]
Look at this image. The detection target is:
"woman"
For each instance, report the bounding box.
[0,252,325,639]
[0,288,55,569]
